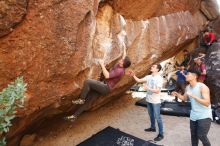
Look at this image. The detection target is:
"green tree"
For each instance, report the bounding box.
[0,77,27,146]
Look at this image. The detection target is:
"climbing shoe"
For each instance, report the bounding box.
[72,99,85,104]
[64,115,77,122]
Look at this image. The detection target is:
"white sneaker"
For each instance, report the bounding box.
[72,99,85,104]
[64,115,77,122]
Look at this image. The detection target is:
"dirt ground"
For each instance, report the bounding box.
[31,94,220,146]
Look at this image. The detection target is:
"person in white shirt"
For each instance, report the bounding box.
[129,64,164,141]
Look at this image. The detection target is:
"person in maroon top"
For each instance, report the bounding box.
[105,63,126,90]
[66,48,131,121]
[194,58,206,83]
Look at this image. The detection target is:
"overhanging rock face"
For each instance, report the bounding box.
[112,0,201,20]
[0,0,215,144]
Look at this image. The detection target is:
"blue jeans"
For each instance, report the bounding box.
[147,102,163,135]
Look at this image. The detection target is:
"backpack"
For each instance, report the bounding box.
[212,105,220,124]
[215,107,220,124]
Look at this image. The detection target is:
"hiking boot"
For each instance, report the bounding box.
[72,99,85,104]
[64,115,77,122]
[154,134,164,141]
[144,128,156,132]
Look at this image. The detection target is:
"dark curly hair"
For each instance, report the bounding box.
[123,56,131,68]
[157,64,162,72]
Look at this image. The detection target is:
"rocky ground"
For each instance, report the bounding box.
[28,93,220,146]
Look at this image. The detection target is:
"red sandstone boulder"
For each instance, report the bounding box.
[0,0,28,37]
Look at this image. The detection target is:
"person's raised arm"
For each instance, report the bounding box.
[128,70,146,83]
[200,64,207,75]
[171,91,188,101]
[180,70,187,77]
[187,85,210,107]
[198,53,206,59]
[201,69,206,75]
[122,42,127,59]
[99,59,110,79]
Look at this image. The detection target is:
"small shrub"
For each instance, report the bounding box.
[0,77,27,146]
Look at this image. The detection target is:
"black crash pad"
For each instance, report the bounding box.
[161,87,175,93]
[160,102,191,117]
[135,98,148,107]
[77,126,160,146]
[130,85,140,91]
[135,99,191,117]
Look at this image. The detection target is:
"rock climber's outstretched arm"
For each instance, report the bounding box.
[99,59,110,79]
[122,42,127,59]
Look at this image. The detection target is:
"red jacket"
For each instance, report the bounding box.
[204,32,215,45]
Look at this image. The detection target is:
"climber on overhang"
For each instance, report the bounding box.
[65,44,131,121]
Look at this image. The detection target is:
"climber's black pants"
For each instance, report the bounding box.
[80,79,110,100]
[74,79,110,117]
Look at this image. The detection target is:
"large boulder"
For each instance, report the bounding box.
[205,43,220,104]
